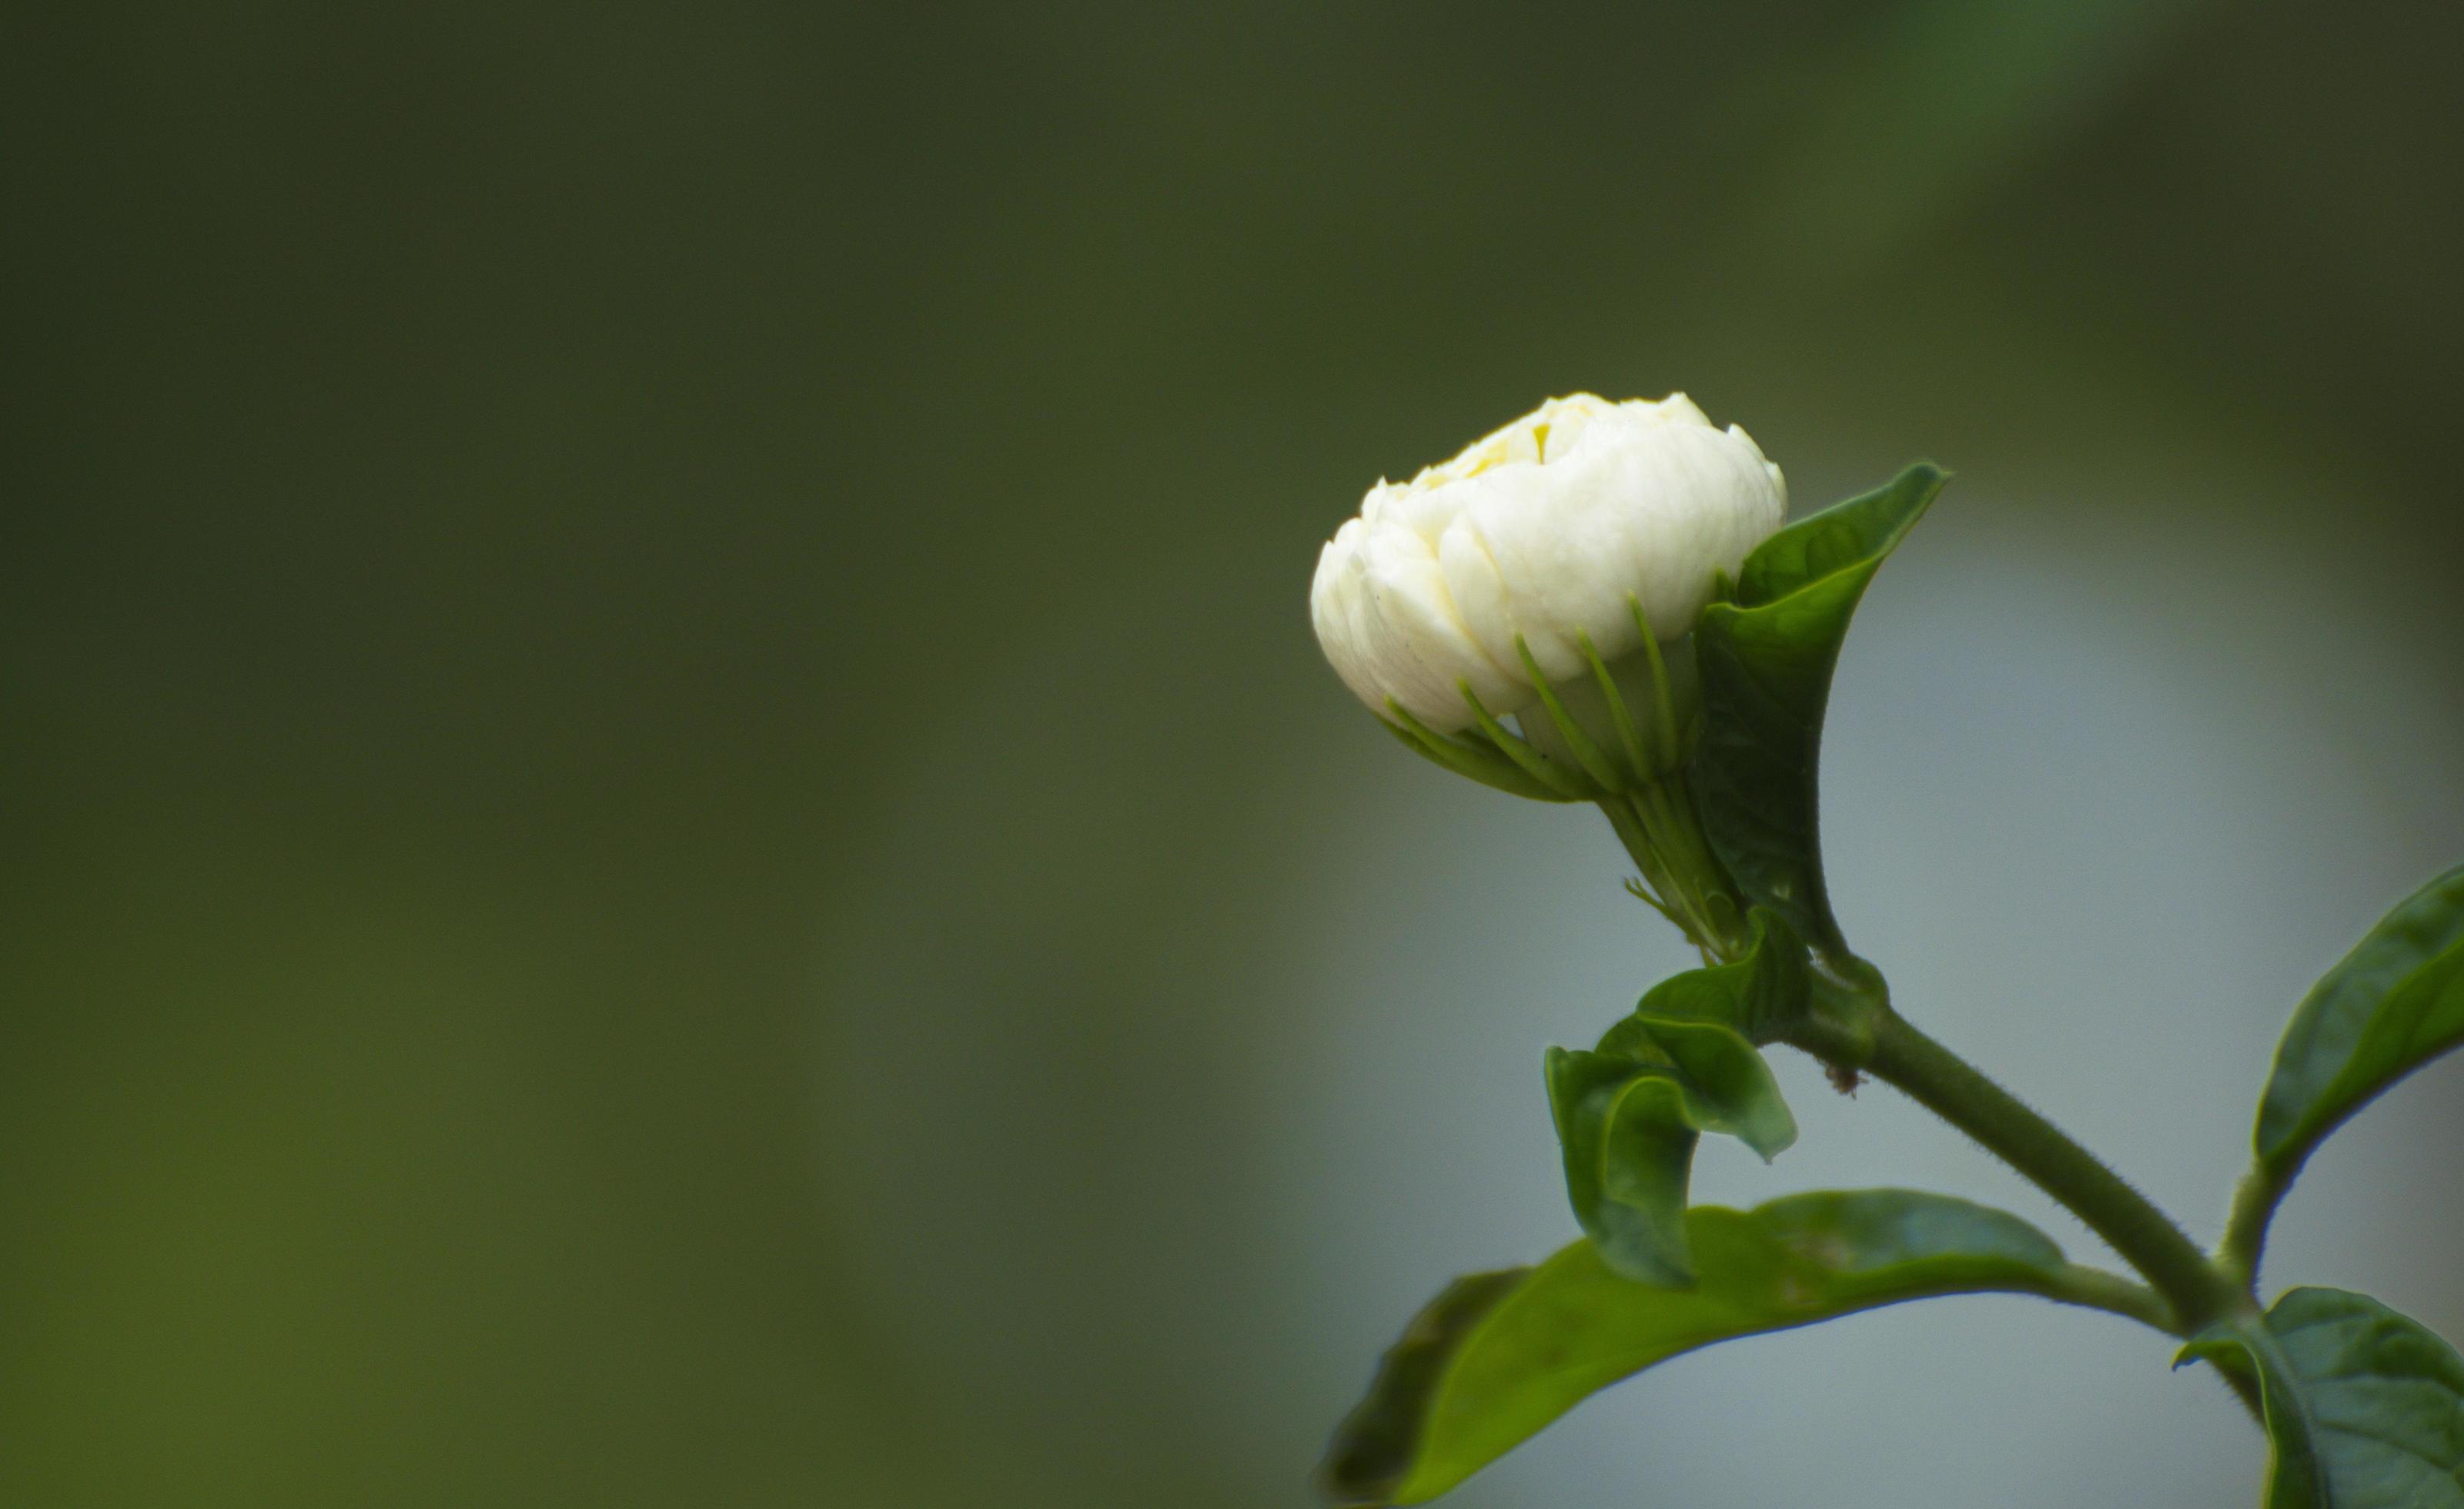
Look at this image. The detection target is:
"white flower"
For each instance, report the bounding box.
[1309,393,1787,734]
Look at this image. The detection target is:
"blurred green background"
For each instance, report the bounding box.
[7,3,2463,1504]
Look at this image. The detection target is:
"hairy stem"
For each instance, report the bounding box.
[2215,1164,2286,1291]
[1800,1009,2252,1337]
[2039,1263,2181,1334]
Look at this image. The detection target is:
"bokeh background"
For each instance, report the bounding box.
[6,2,2463,1504]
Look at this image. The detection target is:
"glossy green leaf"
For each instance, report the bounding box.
[2178,1288,2464,1509]
[1690,463,1946,959]
[1543,1059,1701,1283]
[1319,1189,2076,1507]
[1606,1018,1797,1159]
[1548,1002,1795,1283]
[2254,863,2464,1190]
[1621,908,1809,1046]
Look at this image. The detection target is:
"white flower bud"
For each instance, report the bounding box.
[1309,393,1786,734]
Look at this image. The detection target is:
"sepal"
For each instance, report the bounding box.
[1379,702,1581,803]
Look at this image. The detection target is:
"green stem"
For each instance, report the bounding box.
[1808,1009,2252,1337]
[2215,1164,2285,1290]
[2038,1263,2182,1335]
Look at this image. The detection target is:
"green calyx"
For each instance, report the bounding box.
[1496,599,1695,796]
[1603,778,1747,964]
[1376,597,1700,806]
[1372,597,1756,958]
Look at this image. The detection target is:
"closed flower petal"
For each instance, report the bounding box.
[1310,393,1786,732]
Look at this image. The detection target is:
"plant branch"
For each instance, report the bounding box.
[2215,1163,2288,1291]
[1799,1009,2252,1337]
[2038,1263,2180,1335]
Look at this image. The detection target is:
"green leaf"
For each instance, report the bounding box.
[1548,997,1796,1283]
[2178,1288,2464,1509]
[1319,1189,2075,1507]
[1690,463,1947,959]
[1542,1059,1703,1284]
[1610,1018,1797,1159]
[1732,463,1946,608]
[2254,863,2464,1189]
[1621,908,1809,1045]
